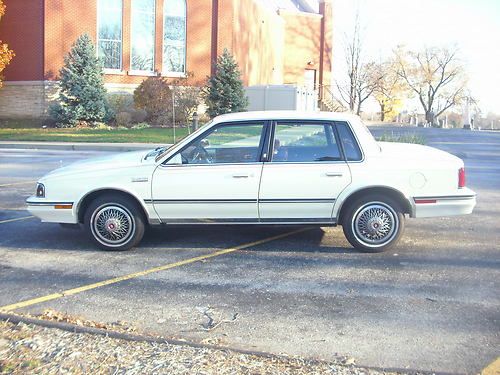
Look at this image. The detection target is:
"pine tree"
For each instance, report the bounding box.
[50,34,112,126]
[204,49,248,118]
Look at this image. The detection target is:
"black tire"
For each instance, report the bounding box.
[342,194,405,253]
[84,194,145,251]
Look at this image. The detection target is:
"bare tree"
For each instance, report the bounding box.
[335,14,383,115]
[335,14,362,113]
[372,60,406,121]
[394,46,467,126]
[354,61,384,116]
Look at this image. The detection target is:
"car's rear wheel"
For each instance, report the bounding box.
[342,194,405,252]
[84,194,145,251]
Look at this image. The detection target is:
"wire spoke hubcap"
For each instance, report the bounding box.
[92,205,135,246]
[353,203,398,247]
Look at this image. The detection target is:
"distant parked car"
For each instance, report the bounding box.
[27,111,476,252]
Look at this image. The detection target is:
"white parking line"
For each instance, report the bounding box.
[0,216,35,224]
[0,227,310,312]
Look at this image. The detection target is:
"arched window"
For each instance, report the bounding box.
[131,0,156,72]
[97,0,123,70]
[163,0,186,75]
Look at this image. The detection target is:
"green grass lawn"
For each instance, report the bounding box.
[0,127,191,143]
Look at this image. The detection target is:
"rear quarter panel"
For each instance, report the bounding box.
[333,145,465,219]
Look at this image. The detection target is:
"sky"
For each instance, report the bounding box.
[332,0,500,114]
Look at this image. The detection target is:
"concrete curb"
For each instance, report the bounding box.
[0,141,168,152]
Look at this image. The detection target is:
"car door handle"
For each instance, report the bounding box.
[232,174,250,178]
[325,172,343,177]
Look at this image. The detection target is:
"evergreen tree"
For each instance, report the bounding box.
[50,34,112,126]
[204,49,248,118]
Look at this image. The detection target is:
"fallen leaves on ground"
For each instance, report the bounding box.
[0,318,400,374]
[39,309,137,333]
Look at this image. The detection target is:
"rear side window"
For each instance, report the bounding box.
[271,122,342,162]
[336,122,362,161]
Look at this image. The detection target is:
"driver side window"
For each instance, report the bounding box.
[178,122,266,164]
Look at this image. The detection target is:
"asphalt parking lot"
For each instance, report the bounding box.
[0,126,499,373]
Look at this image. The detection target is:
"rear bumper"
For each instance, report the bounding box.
[411,189,476,218]
[26,198,77,224]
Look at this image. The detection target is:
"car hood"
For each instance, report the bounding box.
[377,142,463,166]
[43,150,158,179]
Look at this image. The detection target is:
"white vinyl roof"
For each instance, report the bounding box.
[213,110,360,123]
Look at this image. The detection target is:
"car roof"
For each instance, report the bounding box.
[212,111,361,123]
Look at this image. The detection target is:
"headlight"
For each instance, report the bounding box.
[36,183,45,198]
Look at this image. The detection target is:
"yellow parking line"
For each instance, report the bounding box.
[0,227,310,312]
[0,216,35,224]
[0,180,36,188]
[482,357,500,375]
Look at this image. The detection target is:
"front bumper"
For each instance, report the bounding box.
[26,197,77,224]
[412,188,476,218]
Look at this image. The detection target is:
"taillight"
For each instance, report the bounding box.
[458,167,466,188]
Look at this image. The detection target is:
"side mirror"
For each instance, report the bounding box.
[200,139,210,147]
[166,153,183,165]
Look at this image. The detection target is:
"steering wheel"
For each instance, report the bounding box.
[191,144,213,164]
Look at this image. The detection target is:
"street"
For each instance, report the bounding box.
[0,126,499,373]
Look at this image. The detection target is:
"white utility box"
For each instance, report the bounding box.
[245,85,318,112]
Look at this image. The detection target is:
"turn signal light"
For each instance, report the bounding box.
[458,167,466,188]
[55,204,73,210]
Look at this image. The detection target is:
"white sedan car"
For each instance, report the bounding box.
[27,111,476,252]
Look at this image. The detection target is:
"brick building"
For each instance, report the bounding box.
[0,0,332,118]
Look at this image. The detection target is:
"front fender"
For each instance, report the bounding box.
[74,185,159,224]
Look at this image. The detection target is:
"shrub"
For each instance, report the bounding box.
[174,86,201,126]
[130,109,148,124]
[134,77,173,125]
[115,111,132,127]
[49,34,113,127]
[377,132,426,145]
[204,49,248,118]
[154,113,174,127]
[108,93,134,114]
[131,122,151,130]
[108,93,147,124]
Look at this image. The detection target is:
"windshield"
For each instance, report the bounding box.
[154,120,214,162]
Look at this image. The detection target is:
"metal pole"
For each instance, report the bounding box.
[172,86,176,143]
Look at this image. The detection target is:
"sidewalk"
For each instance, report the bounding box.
[0,141,169,152]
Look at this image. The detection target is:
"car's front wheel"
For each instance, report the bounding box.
[342,195,405,252]
[84,194,145,251]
